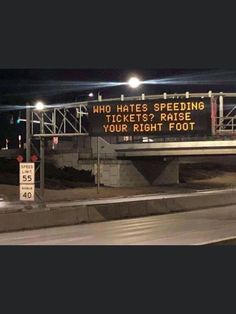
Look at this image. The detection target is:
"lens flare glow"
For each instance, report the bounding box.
[35,101,45,110]
[128,77,141,88]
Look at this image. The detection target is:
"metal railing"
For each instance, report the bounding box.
[215,116,236,134]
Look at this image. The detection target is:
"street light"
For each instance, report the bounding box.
[35,101,45,111]
[128,76,141,88]
[88,92,94,97]
[33,101,46,206]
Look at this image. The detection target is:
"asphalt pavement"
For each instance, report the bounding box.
[0,203,236,245]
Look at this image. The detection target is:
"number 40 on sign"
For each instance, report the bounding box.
[20,184,35,201]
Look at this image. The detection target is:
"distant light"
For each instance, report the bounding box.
[16,112,21,124]
[35,101,45,110]
[128,77,141,88]
[10,115,14,125]
[88,92,94,97]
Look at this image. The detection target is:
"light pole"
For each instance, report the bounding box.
[26,102,31,162]
[96,92,102,193]
[34,101,46,205]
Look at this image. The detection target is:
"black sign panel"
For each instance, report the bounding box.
[88,98,211,136]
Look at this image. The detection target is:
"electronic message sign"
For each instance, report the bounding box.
[88,98,211,136]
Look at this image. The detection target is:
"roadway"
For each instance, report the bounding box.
[0,204,236,245]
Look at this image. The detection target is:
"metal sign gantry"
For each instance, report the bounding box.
[28,91,236,138]
[26,103,89,204]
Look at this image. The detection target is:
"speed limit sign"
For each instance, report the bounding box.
[20,163,35,184]
[20,184,35,201]
[19,163,35,201]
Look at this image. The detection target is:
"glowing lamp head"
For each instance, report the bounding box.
[88,92,94,97]
[128,77,141,88]
[35,101,45,111]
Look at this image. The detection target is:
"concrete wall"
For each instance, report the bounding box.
[48,136,117,159]
[47,154,179,187]
[76,159,179,187]
[95,160,150,187]
[90,137,117,159]
[47,152,79,168]
[152,160,179,185]
[47,131,180,187]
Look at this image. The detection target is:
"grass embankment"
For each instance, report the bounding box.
[0,158,95,189]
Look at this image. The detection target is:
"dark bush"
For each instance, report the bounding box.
[0,158,95,188]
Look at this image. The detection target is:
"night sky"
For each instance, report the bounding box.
[1,68,236,148]
[1,68,236,105]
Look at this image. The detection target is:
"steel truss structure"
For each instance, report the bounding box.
[31,104,88,138]
[28,92,236,138]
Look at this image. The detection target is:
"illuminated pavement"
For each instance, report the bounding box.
[0,204,236,245]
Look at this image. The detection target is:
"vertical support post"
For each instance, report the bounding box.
[219,93,224,131]
[63,109,66,133]
[211,97,217,136]
[40,111,45,204]
[26,104,31,162]
[79,105,82,133]
[31,111,34,138]
[97,136,100,194]
[53,109,56,134]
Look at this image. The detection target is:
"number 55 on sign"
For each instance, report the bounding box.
[19,163,35,184]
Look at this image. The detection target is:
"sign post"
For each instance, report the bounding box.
[97,136,100,194]
[19,162,35,202]
[26,104,31,162]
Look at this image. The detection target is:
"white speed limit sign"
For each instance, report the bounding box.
[19,163,35,184]
[20,184,35,201]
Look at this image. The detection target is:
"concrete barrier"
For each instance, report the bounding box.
[1,190,236,233]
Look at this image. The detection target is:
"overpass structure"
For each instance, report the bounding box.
[115,140,236,157]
